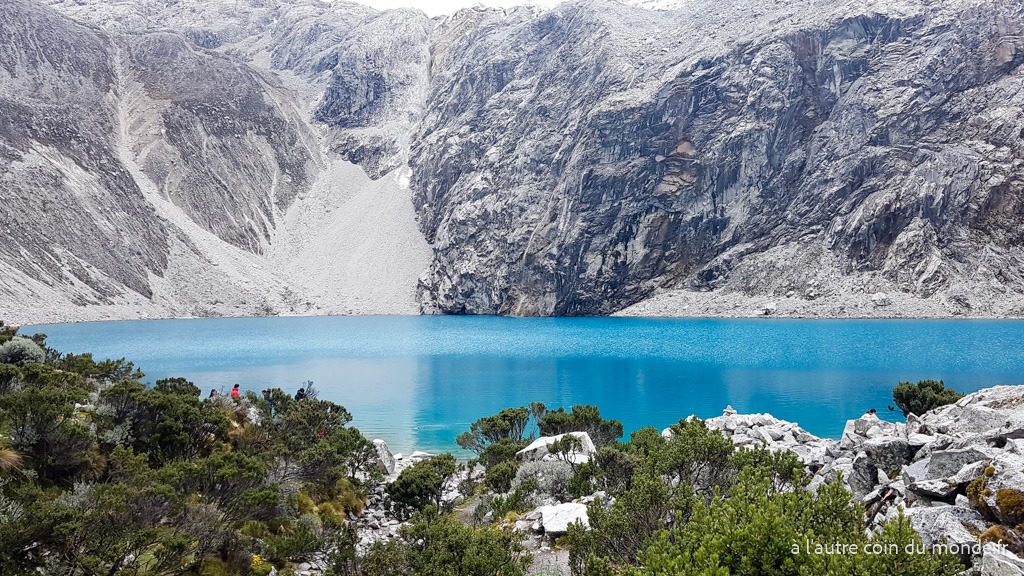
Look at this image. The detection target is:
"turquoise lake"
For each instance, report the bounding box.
[23,316,1024,454]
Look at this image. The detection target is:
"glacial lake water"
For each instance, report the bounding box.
[23,316,1024,454]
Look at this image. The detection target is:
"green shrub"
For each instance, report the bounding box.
[892,379,964,417]
[486,459,520,493]
[359,507,529,576]
[387,453,458,519]
[489,480,536,519]
[539,405,623,447]
[634,473,960,576]
[0,337,45,366]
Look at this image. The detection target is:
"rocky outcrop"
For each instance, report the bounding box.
[516,432,597,465]
[0,0,170,303]
[713,386,1024,572]
[411,0,1024,316]
[535,502,589,537]
[372,439,396,475]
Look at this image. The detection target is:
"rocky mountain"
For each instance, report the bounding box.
[2,0,1024,323]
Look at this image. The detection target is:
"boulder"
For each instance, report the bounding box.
[538,502,589,536]
[927,448,992,479]
[919,386,1024,439]
[839,413,899,451]
[850,453,881,499]
[978,542,1024,576]
[373,439,396,475]
[906,504,987,554]
[516,432,596,465]
[788,443,829,468]
[871,292,892,307]
[863,437,917,472]
[907,479,958,500]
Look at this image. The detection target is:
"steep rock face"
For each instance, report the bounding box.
[412,0,1024,315]
[0,0,169,303]
[123,30,317,253]
[4,0,1024,321]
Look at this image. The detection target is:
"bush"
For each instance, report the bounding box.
[0,337,45,366]
[539,404,623,447]
[892,379,964,417]
[486,459,520,493]
[457,407,531,455]
[359,507,529,576]
[387,454,458,519]
[632,472,961,576]
[514,460,573,502]
[489,479,537,519]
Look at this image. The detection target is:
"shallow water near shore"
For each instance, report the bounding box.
[24,315,1024,453]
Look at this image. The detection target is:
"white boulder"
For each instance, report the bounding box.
[537,502,589,536]
[373,439,396,475]
[871,292,892,307]
[516,432,597,465]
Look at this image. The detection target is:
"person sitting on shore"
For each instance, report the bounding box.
[294,388,306,401]
[230,384,240,399]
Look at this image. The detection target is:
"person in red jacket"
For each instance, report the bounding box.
[230,384,241,399]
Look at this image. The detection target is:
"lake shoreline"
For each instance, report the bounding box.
[9,293,1024,330]
[21,315,1024,451]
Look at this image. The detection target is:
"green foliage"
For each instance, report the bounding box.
[457,406,531,455]
[96,377,229,464]
[593,446,638,493]
[0,323,384,575]
[387,453,458,519]
[489,478,537,518]
[54,353,143,383]
[539,404,623,447]
[892,379,964,417]
[359,507,529,576]
[0,337,45,366]
[486,459,520,493]
[0,382,94,483]
[478,437,530,469]
[0,320,16,344]
[638,474,960,576]
[568,422,960,576]
[549,433,586,467]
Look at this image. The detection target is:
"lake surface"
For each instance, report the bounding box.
[23,316,1024,454]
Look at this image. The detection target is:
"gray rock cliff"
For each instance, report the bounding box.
[2,0,1024,320]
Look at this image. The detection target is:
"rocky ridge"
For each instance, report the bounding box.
[4,0,1024,322]
[660,386,1024,574]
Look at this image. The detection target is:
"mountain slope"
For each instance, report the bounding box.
[0,0,431,324]
[3,0,1024,322]
[410,0,1024,315]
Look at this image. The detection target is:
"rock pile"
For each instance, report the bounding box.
[691,387,1024,574]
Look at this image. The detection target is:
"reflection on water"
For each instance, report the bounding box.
[25,316,1024,453]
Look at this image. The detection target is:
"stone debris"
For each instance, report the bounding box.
[687,386,1024,574]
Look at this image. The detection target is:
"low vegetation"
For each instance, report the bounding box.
[892,379,964,417]
[0,320,966,575]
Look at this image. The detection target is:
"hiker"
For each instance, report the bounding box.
[294,388,306,401]
[209,389,218,398]
[231,384,241,399]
